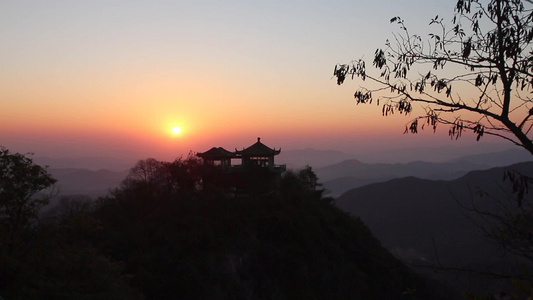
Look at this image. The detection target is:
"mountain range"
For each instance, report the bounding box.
[45,147,532,200]
[318,148,532,196]
[335,162,533,295]
[38,146,532,296]
[278,142,520,167]
[48,168,128,198]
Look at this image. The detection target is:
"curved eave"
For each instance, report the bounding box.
[197,147,238,159]
[235,149,281,156]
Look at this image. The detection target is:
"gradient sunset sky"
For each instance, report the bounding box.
[0,0,506,162]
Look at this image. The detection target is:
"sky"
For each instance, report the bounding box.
[0,0,511,164]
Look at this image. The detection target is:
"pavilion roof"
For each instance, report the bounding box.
[197,147,238,159]
[235,138,281,157]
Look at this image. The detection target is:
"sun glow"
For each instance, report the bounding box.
[172,126,182,135]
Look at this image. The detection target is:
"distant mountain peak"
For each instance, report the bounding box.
[346,159,362,164]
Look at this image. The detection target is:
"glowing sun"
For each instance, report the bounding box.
[172,126,182,135]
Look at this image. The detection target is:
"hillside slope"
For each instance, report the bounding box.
[335,162,533,295]
[1,157,458,299]
[92,190,452,299]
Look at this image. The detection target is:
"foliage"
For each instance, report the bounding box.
[90,163,448,299]
[281,166,333,203]
[0,213,143,300]
[0,152,453,299]
[333,2,533,294]
[334,0,533,154]
[0,148,141,299]
[122,154,207,195]
[457,158,533,298]
[47,194,95,222]
[0,147,56,252]
[481,170,533,263]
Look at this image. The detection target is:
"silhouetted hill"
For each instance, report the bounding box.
[37,148,532,199]
[318,159,486,196]
[335,162,533,295]
[93,193,453,299]
[352,143,514,163]
[2,155,458,299]
[451,147,532,166]
[321,176,378,196]
[319,159,489,182]
[318,148,533,196]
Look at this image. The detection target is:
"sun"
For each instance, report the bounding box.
[172,126,182,135]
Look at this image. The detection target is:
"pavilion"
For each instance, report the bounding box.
[196,147,238,167]
[196,138,286,194]
[235,137,284,171]
[196,137,285,172]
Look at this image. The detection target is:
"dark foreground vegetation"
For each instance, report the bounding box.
[0,152,451,299]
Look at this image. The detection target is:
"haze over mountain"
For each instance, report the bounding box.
[31,142,521,172]
[318,148,532,197]
[48,168,128,198]
[42,146,532,200]
[335,162,533,295]
[25,144,533,298]
[34,156,138,172]
[276,148,358,169]
[351,142,518,164]
[277,142,521,168]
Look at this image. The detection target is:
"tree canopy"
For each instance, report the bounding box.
[334,0,533,154]
[0,150,453,299]
[0,147,56,251]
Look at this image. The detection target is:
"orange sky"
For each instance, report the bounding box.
[0,1,516,164]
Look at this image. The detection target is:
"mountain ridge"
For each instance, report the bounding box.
[335,162,533,295]
[318,148,531,196]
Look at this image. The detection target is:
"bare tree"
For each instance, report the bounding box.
[125,158,163,185]
[334,0,533,154]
